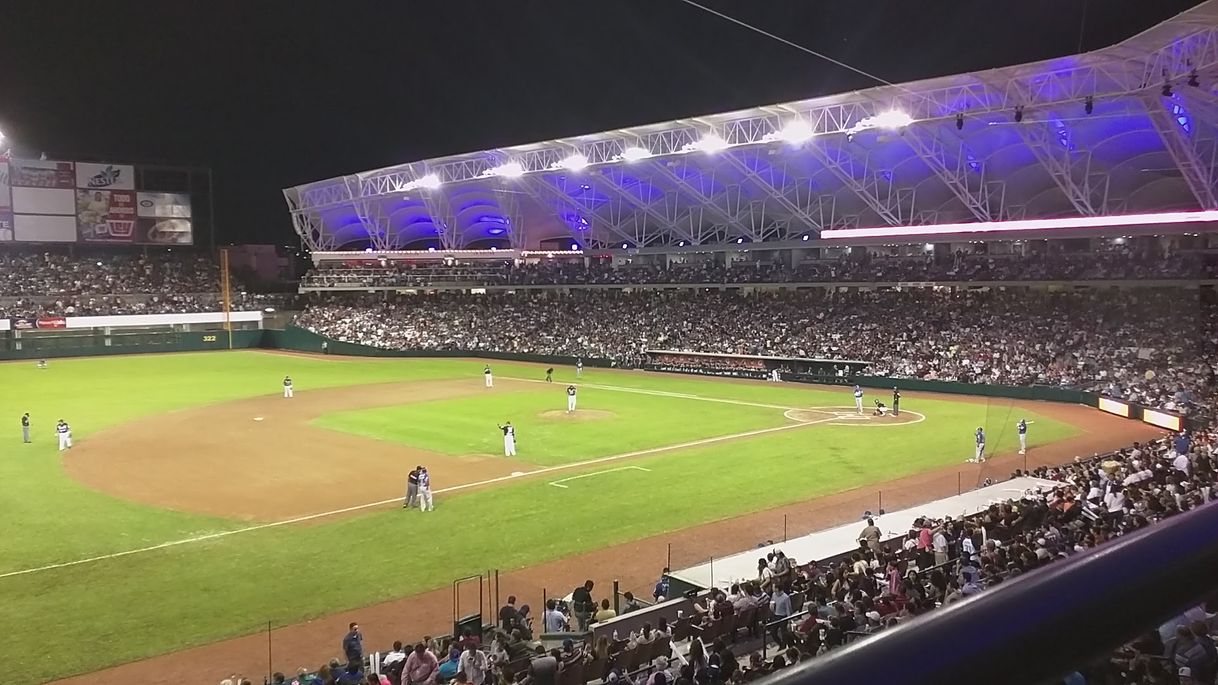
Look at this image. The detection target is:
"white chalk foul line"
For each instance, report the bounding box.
[549,465,651,488]
[503,376,799,410]
[0,409,836,580]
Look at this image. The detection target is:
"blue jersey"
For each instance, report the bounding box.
[975,429,985,445]
[854,387,863,399]
[418,470,430,489]
[1017,420,1027,435]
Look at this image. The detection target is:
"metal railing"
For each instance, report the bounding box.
[758,501,1218,685]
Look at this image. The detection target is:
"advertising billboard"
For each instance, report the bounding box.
[10,160,75,189]
[76,189,138,243]
[76,162,136,190]
[0,160,11,209]
[137,192,192,218]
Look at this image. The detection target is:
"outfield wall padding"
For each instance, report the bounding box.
[0,330,265,360]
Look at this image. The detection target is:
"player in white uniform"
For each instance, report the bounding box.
[575,358,583,379]
[498,422,517,457]
[283,375,294,398]
[566,385,578,413]
[484,365,494,388]
[417,467,434,512]
[56,419,73,451]
[853,385,864,415]
[1017,419,1029,454]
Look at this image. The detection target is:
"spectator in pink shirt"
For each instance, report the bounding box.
[404,643,439,685]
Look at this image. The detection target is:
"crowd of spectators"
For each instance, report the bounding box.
[297,288,1217,419]
[300,250,1216,289]
[0,249,222,295]
[0,248,290,316]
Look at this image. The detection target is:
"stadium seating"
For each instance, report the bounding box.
[298,287,1218,422]
[299,249,1217,289]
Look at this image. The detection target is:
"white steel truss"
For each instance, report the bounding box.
[1143,93,1218,209]
[901,125,1007,221]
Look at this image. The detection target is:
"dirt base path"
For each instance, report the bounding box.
[64,379,541,521]
[51,396,1161,685]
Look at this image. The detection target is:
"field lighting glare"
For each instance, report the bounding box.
[778,119,815,145]
[415,173,442,190]
[621,146,652,162]
[848,109,914,135]
[693,133,729,154]
[559,154,589,171]
[492,161,526,179]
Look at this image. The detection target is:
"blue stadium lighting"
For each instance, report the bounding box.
[1171,103,1192,133]
[569,243,579,251]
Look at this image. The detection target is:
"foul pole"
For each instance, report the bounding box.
[220,248,233,349]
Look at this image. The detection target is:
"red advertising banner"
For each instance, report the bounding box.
[76,189,137,242]
[10,160,75,189]
[36,317,67,329]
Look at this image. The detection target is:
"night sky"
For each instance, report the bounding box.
[0,0,1205,247]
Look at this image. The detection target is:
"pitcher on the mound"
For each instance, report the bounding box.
[499,421,517,457]
[566,385,578,413]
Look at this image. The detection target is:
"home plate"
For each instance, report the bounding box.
[253,417,264,422]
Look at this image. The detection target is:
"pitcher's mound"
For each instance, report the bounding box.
[539,409,616,421]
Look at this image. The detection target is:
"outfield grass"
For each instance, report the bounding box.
[0,351,1078,682]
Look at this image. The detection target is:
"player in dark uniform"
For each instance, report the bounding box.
[403,466,421,508]
[892,387,901,416]
[545,368,554,383]
[873,399,888,416]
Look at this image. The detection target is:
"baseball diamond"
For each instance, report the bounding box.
[3,3,1218,685]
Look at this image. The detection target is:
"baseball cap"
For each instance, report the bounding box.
[1179,667,1193,677]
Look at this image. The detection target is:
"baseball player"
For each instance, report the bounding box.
[283,375,294,398]
[1017,419,1029,454]
[36,359,48,369]
[971,427,986,463]
[498,422,517,457]
[545,368,554,383]
[56,419,72,451]
[575,358,583,378]
[873,399,887,416]
[892,387,901,416]
[21,413,31,443]
[853,385,864,415]
[403,466,421,509]
[484,365,494,388]
[566,385,578,413]
[417,466,434,512]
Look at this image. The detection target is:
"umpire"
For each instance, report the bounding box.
[403,466,421,508]
[892,387,901,416]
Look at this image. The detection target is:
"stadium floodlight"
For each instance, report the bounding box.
[691,133,729,154]
[415,173,442,190]
[777,119,815,145]
[559,153,589,171]
[801,234,810,241]
[569,243,579,251]
[847,109,914,135]
[491,161,526,179]
[621,146,652,163]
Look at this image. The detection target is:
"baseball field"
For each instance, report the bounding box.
[0,350,1160,684]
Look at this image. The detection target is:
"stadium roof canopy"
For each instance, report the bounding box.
[285,1,1218,252]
